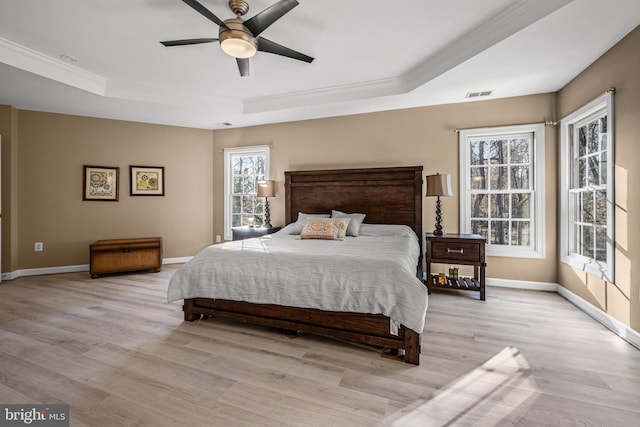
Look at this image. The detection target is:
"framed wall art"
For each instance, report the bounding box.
[83,165,119,201]
[130,165,165,196]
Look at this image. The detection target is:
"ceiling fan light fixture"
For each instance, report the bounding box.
[162,0,314,75]
[221,37,257,58]
[219,18,257,58]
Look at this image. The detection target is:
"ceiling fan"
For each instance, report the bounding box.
[161,0,314,76]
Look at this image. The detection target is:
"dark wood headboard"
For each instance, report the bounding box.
[284,166,423,238]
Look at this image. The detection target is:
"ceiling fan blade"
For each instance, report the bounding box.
[182,0,227,28]
[244,0,298,36]
[160,38,218,47]
[257,37,314,63]
[236,58,250,77]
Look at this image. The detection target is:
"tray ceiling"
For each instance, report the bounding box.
[0,0,639,129]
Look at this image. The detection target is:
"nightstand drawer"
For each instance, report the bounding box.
[431,241,481,262]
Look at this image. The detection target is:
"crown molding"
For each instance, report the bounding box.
[0,37,106,95]
[243,76,407,114]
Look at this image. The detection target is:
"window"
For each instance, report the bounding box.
[223,145,270,240]
[560,92,614,282]
[459,124,545,258]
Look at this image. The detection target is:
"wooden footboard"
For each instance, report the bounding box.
[183,298,421,365]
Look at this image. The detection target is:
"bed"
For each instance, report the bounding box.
[169,166,427,364]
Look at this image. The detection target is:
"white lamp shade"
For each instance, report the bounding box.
[257,180,275,198]
[425,173,453,197]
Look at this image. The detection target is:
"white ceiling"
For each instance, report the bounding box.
[0,0,639,130]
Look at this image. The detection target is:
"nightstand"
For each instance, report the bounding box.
[232,226,281,241]
[425,233,487,300]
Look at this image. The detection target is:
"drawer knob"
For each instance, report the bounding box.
[447,248,464,254]
[123,248,130,253]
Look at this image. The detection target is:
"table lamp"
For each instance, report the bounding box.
[426,173,453,235]
[257,180,275,228]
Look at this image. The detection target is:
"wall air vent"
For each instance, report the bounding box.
[465,90,493,99]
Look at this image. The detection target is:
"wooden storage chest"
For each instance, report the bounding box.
[90,237,162,278]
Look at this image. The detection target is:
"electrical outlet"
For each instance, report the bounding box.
[34,242,43,252]
[215,235,221,243]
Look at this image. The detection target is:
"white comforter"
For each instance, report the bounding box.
[167,224,428,332]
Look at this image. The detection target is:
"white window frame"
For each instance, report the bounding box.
[459,123,545,258]
[560,92,614,283]
[223,145,270,241]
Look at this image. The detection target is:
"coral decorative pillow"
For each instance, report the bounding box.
[300,218,351,240]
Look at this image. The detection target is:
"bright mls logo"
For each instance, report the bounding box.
[0,405,69,426]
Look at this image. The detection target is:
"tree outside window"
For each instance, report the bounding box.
[561,91,614,282]
[231,154,266,228]
[223,145,270,240]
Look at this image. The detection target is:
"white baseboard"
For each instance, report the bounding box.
[487,278,558,292]
[163,257,192,264]
[1,271,17,281]
[556,285,640,350]
[490,278,640,351]
[1,264,88,280]
[0,257,191,282]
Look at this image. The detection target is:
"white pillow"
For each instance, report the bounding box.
[331,210,366,236]
[288,212,330,234]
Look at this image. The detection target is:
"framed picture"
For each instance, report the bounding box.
[83,165,119,201]
[130,165,165,196]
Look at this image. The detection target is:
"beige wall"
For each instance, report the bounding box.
[212,93,558,284]
[0,105,19,272]
[557,25,640,332]
[11,111,214,269]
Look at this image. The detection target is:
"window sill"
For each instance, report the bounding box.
[561,255,613,283]
[487,246,544,259]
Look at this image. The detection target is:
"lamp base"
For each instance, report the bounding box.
[264,197,272,229]
[433,196,444,236]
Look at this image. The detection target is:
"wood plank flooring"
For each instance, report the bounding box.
[1,266,639,426]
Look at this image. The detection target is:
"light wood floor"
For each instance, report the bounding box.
[1,266,639,426]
